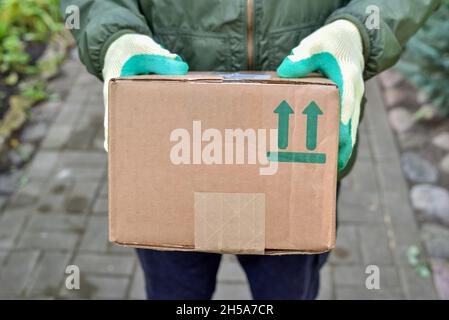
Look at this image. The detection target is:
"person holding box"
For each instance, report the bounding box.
[62,0,439,299]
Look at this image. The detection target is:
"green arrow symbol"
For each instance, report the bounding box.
[274,100,294,149]
[302,101,323,151]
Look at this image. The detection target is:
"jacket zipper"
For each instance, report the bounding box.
[246,0,254,70]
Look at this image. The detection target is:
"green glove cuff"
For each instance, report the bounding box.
[121,54,189,77]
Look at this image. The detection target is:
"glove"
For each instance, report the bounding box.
[102,33,189,151]
[277,19,365,172]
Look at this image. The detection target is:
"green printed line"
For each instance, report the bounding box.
[267,152,326,164]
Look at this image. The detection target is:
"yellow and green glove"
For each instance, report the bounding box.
[102,33,189,151]
[277,19,365,172]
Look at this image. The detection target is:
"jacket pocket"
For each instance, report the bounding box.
[155,30,231,71]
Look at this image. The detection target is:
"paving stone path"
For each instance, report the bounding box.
[0,55,438,299]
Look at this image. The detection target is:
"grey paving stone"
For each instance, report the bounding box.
[359,225,394,266]
[0,250,40,295]
[330,225,362,265]
[92,197,108,215]
[367,137,400,165]
[99,181,108,198]
[375,159,409,197]
[58,151,106,168]
[366,120,399,161]
[36,194,67,214]
[356,133,372,160]
[46,77,75,103]
[65,126,97,149]
[63,167,105,181]
[29,101,61,123]
[79,216,131,254]
[213,283,252,300]
[382,193,425,249]
[76,109,103,127]
[78,216,107,252]
[0,196,8,210]
[338,188,383,224]
[6,179,46,210]
[64,181,99,214]
[364,81,401,161]
[59,274,130,299]
[53,99,84,126]
[336,286,404,300]
[17,230,79,251]
[349,159,379,192]
[0,250,8,264]
[382,193,417,225]
[93,129,105,151]
[26,213,86,233]
[217,255,247,283]
[317,265,333,300]
[72,253,135,276]
[45,168,76,195]
[333,265,366,287]
[0,210,29,248]
[85,89,104,108]
[0,171,23,195]
[26,151,59,179]
[21,122,48,143]
[351,186,379,209]
[27,251,71,298]
[41,124,72,149]
[129,264,146,300]
[35,173,74,213]
[334,265,400,289]
[337,200,384,224]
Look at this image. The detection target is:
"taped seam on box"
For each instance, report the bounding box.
[194,192,265,254]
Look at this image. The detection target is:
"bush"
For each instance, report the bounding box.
[0,0,62,75]
[397,1,449,116]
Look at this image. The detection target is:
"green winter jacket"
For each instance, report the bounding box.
[62,0,440,80]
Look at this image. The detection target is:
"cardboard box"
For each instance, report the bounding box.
[108,72,339,254]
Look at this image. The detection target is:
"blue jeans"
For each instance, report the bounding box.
[136,183,339,300]
[136,249,329,299]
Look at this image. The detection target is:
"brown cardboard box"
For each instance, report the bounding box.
[108,72,339,254]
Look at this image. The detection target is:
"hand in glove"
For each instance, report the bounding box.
[102,34,189,151]
[277,19,365,172]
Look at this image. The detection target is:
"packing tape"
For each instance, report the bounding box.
[194,192,265,254]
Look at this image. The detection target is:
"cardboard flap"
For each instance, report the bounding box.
[112,74,223,82]
[111,72,337,86]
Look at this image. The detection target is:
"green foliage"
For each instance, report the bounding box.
[20,80,49,103]
[0,1,64,152]
[397,2,449,116]
[0,0,62,75]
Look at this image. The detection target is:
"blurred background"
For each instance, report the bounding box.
[0,0,448,299]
